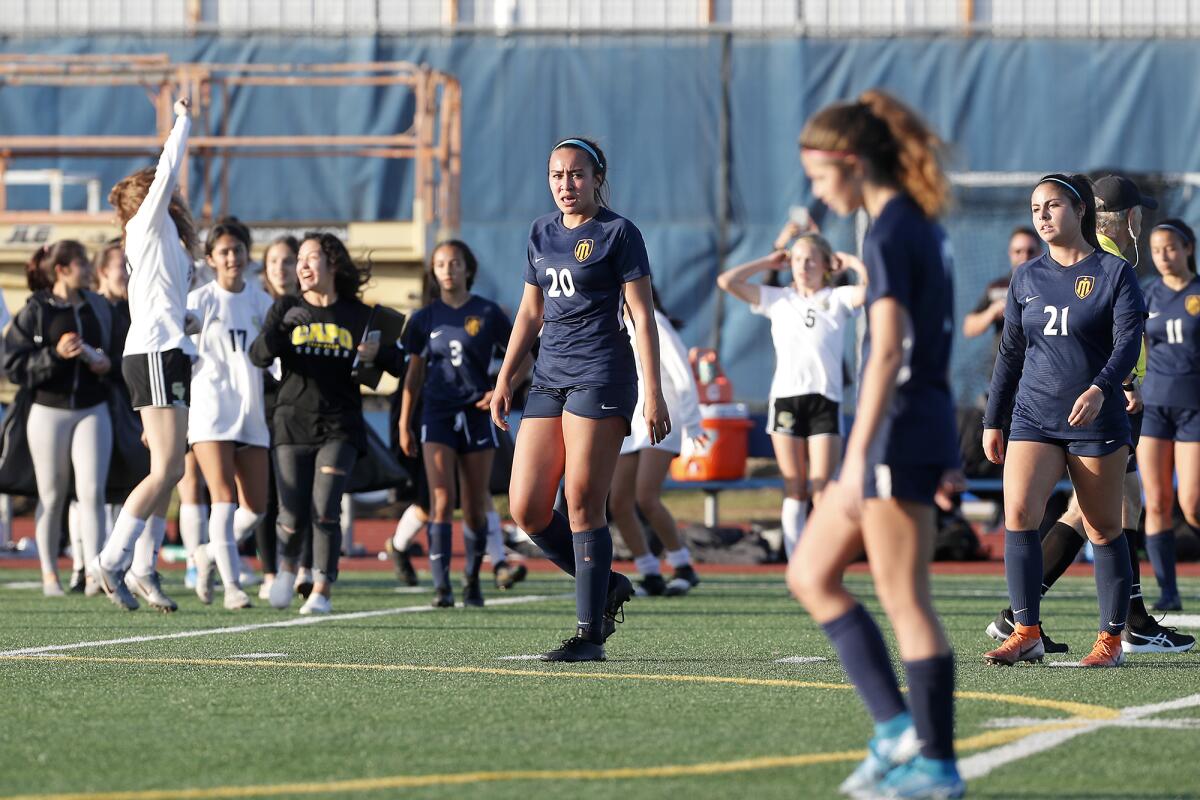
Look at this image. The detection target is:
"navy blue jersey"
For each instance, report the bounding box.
[402,295,511,412]
[1143,276,1200,409]
[525,207,651,386]
[861,195,959,468]
[985,250,1146,439]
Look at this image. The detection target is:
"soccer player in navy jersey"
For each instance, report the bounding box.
[982,173,1145,668]
[490,137,670,663]
[786,90,964,799]
[400,240,516,609]
[1138,218,1200,616]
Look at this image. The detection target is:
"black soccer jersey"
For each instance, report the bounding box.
[1142,275,1200,410]
[985,250,1146,439]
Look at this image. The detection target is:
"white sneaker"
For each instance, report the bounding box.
[224,586,253,610]
[270,570,296,609]
[238,565,262,587]
[299,593,331,615]
[193,545,215,605]
[258,574,274,601]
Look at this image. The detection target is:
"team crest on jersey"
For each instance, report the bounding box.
[464,316,483,336]
[1074,276,1095,299]
[574,239,593,263]
[1186,295,1200,316]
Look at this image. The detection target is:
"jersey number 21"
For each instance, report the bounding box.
[1042,306,1069,336]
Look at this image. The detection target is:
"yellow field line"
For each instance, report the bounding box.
[1,725,1080,800]
[1,653,1120,720]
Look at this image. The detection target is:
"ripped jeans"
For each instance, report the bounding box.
[273,439,357,584]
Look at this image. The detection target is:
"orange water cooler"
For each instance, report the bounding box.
[671,348,752,481]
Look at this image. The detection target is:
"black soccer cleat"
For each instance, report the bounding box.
[540,634,606,663]
[386,538,418,587]
[985,607,1069,654]
[635,574,667,597]
[1122,618,1196,654]
[602,572,635,642]
[463,578,485,607]
[671,564,701,588]
[493,561,528,591]
[432,588,455,608]
[68,568,87,594]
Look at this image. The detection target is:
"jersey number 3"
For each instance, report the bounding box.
[546,267,576,298]
[1042,306,1070,336]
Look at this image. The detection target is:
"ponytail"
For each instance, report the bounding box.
[1037,173,1099,251]
[799,88,950,218]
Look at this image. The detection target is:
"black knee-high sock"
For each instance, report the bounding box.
[528,511,576,576]
[1005,529,1041,627]
[1145,530,1179,600]
[1094,535,1133,635]
[462,524,483,582]
[573,528,612,643]
[904,654,956,761]
[428,522,452,591]
[1040,522,1085,595]
[1124,528,1151,627]
[821,604,907,724]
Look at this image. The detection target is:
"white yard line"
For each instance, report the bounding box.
[961,693,1200,780]
[229,652,287,659]
[0,594,561,657]
[1160,613,1200,629]
[774,656,828,664]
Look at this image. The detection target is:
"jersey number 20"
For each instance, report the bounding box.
[1042,306,1069,336]
[546,267,576,298]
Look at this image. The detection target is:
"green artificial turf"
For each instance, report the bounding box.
[0,569,1197,799]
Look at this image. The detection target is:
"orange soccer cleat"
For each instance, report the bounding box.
[983,622,1046,666]
[1079,631,1126,667]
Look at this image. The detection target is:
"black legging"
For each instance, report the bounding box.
[274,439,357,584]
[256,450,313,575]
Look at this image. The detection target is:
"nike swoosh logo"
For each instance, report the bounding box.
[1022,295,1039,303]
[1148,312,1161,318]
[430,330,444,338]
[600,404,618,410]
[1105,440,1115,444]
[475,439,490,445]
[535,256,545,263]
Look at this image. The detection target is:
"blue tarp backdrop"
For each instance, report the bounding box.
[3,34,1198,405]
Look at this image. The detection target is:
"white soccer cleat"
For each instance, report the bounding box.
[223,587,253,610]
[270,570,296,609]
[193,545,215,605]
[299,593,331,615]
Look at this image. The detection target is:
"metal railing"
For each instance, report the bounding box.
[0,0,1198,35]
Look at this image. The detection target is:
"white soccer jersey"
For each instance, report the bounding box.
[752,284,861,403]
[621,309,704,455]
[124,112,198,357]
[186,281,274,447]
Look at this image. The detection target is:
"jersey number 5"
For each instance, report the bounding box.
[1042,306,1069,336]
[804,309,816,328]
[546,267,576,298]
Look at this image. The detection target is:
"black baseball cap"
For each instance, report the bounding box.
[1094,175,1158,212]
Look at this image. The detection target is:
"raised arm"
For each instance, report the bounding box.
[832,251,870,308]
[133,99,191,229]
[717,251,788,305]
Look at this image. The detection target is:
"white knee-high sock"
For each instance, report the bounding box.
[234,508,264,544]
[68,501,84,571]
[178,503,208,557]
[99,512,147,573]
[392,504,426,550]
[131,516,168,578]
[781,497,807,560]
[208,503,240,588]
[666,547,692,569]
[485,510,507,565]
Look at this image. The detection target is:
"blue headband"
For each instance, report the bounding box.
[552,139,605,171]
[1040,176,1083,203]
[1155,223,1194,245]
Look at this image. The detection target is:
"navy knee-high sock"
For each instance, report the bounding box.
[1124,528,1151,627]
[463,525,484,582]
[821,604,907,724]
[903,654,956,761]
[1040,522,1085,594]
[1145,531,1179,600]
[428,522,453,591]
[573,528,613,643]
[1093,535,1133,635]
[1005,529,1042,627]
[528,511,576,576]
